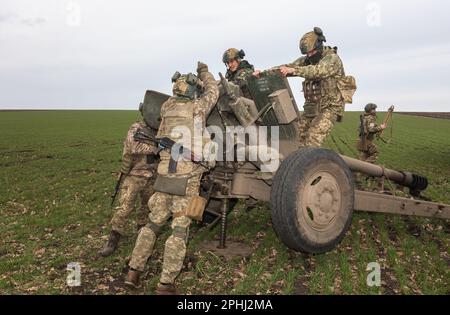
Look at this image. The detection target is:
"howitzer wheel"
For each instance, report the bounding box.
[271,148,354,254]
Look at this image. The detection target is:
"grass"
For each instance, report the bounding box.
[0,110,449,295]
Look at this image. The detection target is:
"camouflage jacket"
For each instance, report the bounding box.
[121,121,158,178]
[362,113,383,142]
[281,47,346,116]
[157,70,219,178]
[226,60,254,98]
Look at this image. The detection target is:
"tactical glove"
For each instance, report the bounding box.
[197,61,208,75]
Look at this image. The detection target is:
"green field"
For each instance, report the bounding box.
[0,110,449,295]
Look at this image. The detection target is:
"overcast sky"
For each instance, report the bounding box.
[1,0,449,111]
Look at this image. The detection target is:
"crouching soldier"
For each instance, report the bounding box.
[100,116,159,257]
[124,62,219,295]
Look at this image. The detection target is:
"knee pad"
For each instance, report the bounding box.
[172,226,188,243]
[145,221,163,237]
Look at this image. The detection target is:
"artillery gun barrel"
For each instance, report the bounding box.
[340,155,428,193]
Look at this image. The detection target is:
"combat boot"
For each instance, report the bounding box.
[124,268,141,289]
[99,230,121,257]
[155,282,178,295]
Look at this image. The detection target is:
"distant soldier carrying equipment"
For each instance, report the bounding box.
[356,103,387,164]
[124,62,219,295]
[223,48,255,99]
[100,118,159,257]
[254,27,356,147]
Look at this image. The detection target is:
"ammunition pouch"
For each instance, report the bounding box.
[186,196,207,221]
[303,81,322,103]
[154,176,188,196]
[303,102,320,118]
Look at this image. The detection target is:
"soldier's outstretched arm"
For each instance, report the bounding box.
[291,54,342,79]
[254,57,306,77]
[267,57,306,75]
[195,62,219,117]
[281,57,306,69]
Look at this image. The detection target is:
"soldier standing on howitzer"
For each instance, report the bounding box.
[254,27,356,147]
[124,62,219,295]
[223,48,255,99]
[99,116,159,257]
[357,103,387,164]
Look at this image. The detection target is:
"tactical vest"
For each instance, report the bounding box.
[302,47,344,118]
[302,78,340,117]
[157,98,205,176]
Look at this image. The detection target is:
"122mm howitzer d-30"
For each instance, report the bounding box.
[139,72,450,254]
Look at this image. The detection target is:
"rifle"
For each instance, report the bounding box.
[359,114,367,151]
[111,172,124,206]
[133,130,210,173]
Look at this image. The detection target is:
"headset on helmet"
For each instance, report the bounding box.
[300,27,327,55]
[171,71,202,100]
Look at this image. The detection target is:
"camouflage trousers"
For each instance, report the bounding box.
[110,175,155,235]
[357,141,379,164]
[296,110,338,147]
[128,174,202,284]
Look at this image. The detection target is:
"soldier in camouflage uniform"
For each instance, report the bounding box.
[357,103,386,163]
[124,62,219,295]
[100,120,159,257]
[223,48,255,99]
[255,27,354,147]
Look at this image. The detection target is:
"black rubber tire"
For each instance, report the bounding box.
[270,148,354,254]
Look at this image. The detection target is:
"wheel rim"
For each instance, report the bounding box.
[299,170,342,231]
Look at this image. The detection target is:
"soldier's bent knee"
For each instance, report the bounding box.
[145,221,164,237]
[172,226,188,242]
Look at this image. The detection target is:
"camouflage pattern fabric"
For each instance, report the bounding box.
[110,175,155,235]
[296,110,337,147]
[358,142,379,164]
[226,60,255,98]
[128,65,219,285]
[356,113,383,163]
[274,46,345,147]
[109,121,158,235]
[121,121,158,177]
[128,175,201,280]
[157,69,219,177]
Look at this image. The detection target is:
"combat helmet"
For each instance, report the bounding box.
[364,103,378,114]
[171,71,202,100]
[222,48,245,64]
[299,27,327,55]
